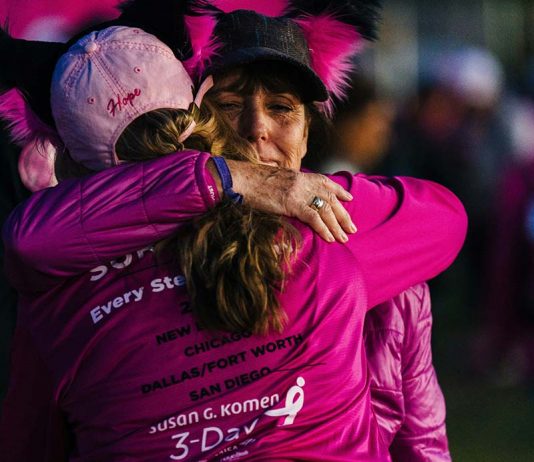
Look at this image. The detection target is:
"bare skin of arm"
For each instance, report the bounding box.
[207,159,356,243]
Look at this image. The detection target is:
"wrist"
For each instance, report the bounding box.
[225,159,247,196]
[210,157,243,203]
[226,160,274,198]
[206,159,222,194]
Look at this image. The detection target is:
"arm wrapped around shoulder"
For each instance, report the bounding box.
[328,173,468,308]
[3,150,216,290]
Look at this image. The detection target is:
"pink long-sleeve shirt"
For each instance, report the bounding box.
[365,283,451,461]
[1,150,467,461]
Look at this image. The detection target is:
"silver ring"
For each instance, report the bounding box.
[309,196,325,211]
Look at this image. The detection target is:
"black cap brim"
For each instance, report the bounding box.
[208,47,329,102]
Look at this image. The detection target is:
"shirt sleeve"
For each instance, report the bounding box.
[3,150,218,290]
[326,172,467,308]
[390,283,451,461]
[0,327,69,462]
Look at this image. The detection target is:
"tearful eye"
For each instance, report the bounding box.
[220,103,239,110]
[269,103,294,113]
[215,101,242,112]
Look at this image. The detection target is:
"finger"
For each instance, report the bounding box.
[299,205,335,242]
[320,175,353,201]
[320,186,356,234]
[317,199,348,243]
[329,195,357,234]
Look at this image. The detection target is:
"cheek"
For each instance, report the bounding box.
[277,123,309,169]
[289,121,309,160]
[223,113,241,133]
[299,121,309,159]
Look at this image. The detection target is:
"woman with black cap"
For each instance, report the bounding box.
[189,3,453,460]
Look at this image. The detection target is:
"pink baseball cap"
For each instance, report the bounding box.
[51,26,212,171]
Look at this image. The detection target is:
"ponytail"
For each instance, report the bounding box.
[167,201,298,334]
[116,104,299,335]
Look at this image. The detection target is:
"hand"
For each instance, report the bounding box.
[227,160,357,243]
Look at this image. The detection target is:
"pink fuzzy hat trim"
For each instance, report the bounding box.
[184,13,221,78]
[295,14,363,116]
[0,89,59,145]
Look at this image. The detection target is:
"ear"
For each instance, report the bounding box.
[18,139,58,192]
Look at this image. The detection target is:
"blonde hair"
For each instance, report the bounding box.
[115,100,258,162]
[114,102,299,335]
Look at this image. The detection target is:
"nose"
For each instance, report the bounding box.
[239,104,269,143]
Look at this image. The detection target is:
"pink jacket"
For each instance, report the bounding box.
[1,150,466,461]
[365,283,451,461]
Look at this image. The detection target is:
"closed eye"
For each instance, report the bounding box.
[217,102,242,111]
[269,104,293,113]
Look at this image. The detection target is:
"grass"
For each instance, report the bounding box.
[441,376,534,461]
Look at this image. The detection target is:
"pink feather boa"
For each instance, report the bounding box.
[0,89,59,191]
[0,89,58,146]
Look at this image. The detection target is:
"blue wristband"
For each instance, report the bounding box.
[211,156,243,204]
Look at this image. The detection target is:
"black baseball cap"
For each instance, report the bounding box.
[208,10,329,102]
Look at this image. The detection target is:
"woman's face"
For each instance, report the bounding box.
[209,71,310,170]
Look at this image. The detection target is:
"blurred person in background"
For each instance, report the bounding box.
[318,75,451,459]
[382,47,512,324]
[320,77,394,175]
[473,97,534,390]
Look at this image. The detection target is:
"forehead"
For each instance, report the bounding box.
[211,65,304,100]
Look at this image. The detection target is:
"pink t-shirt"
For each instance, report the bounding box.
[2,150,467,461]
